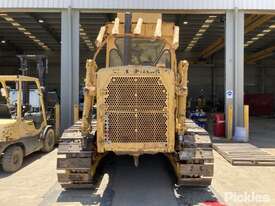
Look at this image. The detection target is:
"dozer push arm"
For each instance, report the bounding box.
[81,59,97,136]
[177,60,189,134]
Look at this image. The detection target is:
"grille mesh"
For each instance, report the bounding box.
[104,76,168,143]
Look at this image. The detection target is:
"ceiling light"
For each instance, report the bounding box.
[0,13,49,50]
[252,37,259,40]
[11,22,20,26]
[247,41,254,44]
[244,44,248,47]
[205,19,214,23]
[0,13,7,17]
[257,33,265,37]
[199,29,206,33]
[38,19,44,23]
[196,33,203,36]
[263,29,271,33]
[1,40,6,44]
[79,26,93,51]
[183,21,188,25]
[202,24,210,28]
[18,27,26,31]
[209,15,217,18]
[4,17,14,22]
[269,25,275,29]
[193,37,200,40]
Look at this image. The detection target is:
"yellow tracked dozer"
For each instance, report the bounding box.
[57,13,214,189]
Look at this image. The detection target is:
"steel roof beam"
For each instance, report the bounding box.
[28,13,60,44]
[200,14,274,59]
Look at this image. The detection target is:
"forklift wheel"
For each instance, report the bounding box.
[41,128,55,153]
[2,145,24,173]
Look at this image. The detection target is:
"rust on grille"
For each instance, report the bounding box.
[104,76,168,143]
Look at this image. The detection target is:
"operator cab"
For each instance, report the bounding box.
[109,37,171,68]
[0,77,45,129]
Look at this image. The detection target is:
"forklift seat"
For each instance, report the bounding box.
[24,112,42,129]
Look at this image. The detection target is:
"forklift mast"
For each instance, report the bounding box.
[16,55,48,107]
[17,55,48,87]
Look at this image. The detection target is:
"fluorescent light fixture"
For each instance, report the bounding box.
[257,33,265,37]
[244,44,248,47]
[199,29,206,33]
[183,21,188,25]
[202,24,210,28]
[4,17,14,22]
[252,37,259,40]
[196,33,203,36]
[263,29,271,33]
[18,27,26,31]
[205,19,214,23]
[0,13,49,50]
[1,40,6,44]
[247,41,254,44]
[80,32,87,36]
[79,25,93,51]
[82,36,88,40]
[38,19,44,23]
[269,25,275,29]
[209,15,217,18]
[11,22,20,26]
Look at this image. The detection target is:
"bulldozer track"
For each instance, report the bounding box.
[168,119,214,187]
[57,121,95,189]
[57,120,213,189]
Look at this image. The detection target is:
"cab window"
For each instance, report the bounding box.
[0,81,18,119]
[109,37,171,67]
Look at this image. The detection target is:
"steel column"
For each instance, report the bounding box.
[225,9,244,137]
[61,9,79,131]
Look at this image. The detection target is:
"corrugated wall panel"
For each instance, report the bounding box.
[72,0,233,10]
[235,0,275,10]
[0,0,275,10]
[0,0,67,9]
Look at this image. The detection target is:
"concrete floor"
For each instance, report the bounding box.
[0,117,274,206]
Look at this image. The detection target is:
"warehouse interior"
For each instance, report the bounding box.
[0,12,275,140]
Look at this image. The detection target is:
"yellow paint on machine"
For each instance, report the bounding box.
[96,66,175,154]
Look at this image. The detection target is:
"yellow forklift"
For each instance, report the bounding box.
[0,55,60,172]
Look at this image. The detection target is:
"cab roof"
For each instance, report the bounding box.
[0,75,39,82]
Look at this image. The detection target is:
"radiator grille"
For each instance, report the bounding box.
[104,76,168,143]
